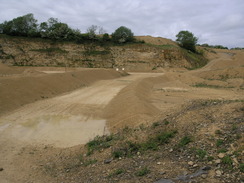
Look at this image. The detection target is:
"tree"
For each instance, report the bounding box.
[39,18,73,40]
[176,30,198,52]
[112,26,134,43]
[102,33,110,42]
[0,13,38,36]
[87,25,98,39]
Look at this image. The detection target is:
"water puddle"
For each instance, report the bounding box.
[10,115,109,147]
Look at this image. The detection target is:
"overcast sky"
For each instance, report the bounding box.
[0,0,243,48]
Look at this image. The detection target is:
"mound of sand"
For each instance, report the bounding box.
[104,76,163,130]
[136,36,178,46]
[0,69,123,116]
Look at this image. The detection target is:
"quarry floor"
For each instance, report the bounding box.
[0,49,243,182]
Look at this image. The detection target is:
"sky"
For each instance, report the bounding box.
[0,0,243,48]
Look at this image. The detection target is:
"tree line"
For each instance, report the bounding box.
[0,13,135,44]
[2,13,231,52]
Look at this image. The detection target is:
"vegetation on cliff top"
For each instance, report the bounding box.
[0,13,138,45]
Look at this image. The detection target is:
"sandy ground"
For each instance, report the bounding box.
[0,70,163,182]
[0,49,243,182]
[0,72,163,148]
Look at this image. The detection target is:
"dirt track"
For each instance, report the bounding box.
[0,71,163,182]
[0,72,163,148]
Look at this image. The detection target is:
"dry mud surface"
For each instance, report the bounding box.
[0,49,243,183]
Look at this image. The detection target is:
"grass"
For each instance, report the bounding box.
[135,167,150,176]
[216,139,224,147]
[84,50,110,56]
[86,134,119,155]
[183,49,208,69]
[207,156,214,161]
[217,148,228,153]
[113,168,125,175]
[240,164,244,173]
[154,130,177,145]
[109,168,125,177]
[30,47,68,53]
[145,43,177,49]
[232,124,238,131]
[221,156,233,168]
[112,150,125,158]
[164,120,170,125]
[151,122,160,128]
[127,60,147,63]
[215,130,223,135]
[111,130,177,158]
[140,140,158,151]
[82,159,97,167]
[196,149,207,160]
[178,136,192,147]
[192,83,234,89]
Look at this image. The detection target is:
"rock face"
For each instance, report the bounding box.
[0,35,194,71]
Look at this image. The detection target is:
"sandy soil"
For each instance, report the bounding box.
[0,72,163,148]
[0,48,243,182]
[0,69,163,182]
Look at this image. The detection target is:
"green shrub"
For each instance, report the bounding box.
[217,148,228,153]
[178,136,192,147]
[239,164,244,173]
[216,139,224,147]
[152,122,160,128]
[135,167,150,176]
[86,134,116,155]
[207,156,214,161]
[112,150,124,158]
[222,156,233,167]
[140,140,158,151]
[114,168,125,175]
[155,130,177,144]
[164,120,170,125]
[196,149,207,160]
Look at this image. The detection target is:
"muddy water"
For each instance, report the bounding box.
[10,115,108,147]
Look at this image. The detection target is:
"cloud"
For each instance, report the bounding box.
[0,0,243,48]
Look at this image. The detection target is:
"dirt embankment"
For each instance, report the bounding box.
[104,74,163,130]
[0,34,204,71]
[0,67,123,116]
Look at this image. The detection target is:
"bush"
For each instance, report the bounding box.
[86,134,116,155]
[196,149,207,160]
[155,131,177,144]
[222,156,233,168]
[135,167,150,176]
[111,26,134,43]
[178,136,192,147]
[176,30,198,52]
[112,150,125,158]
[102,33,110,41]
[216,139,224,147]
